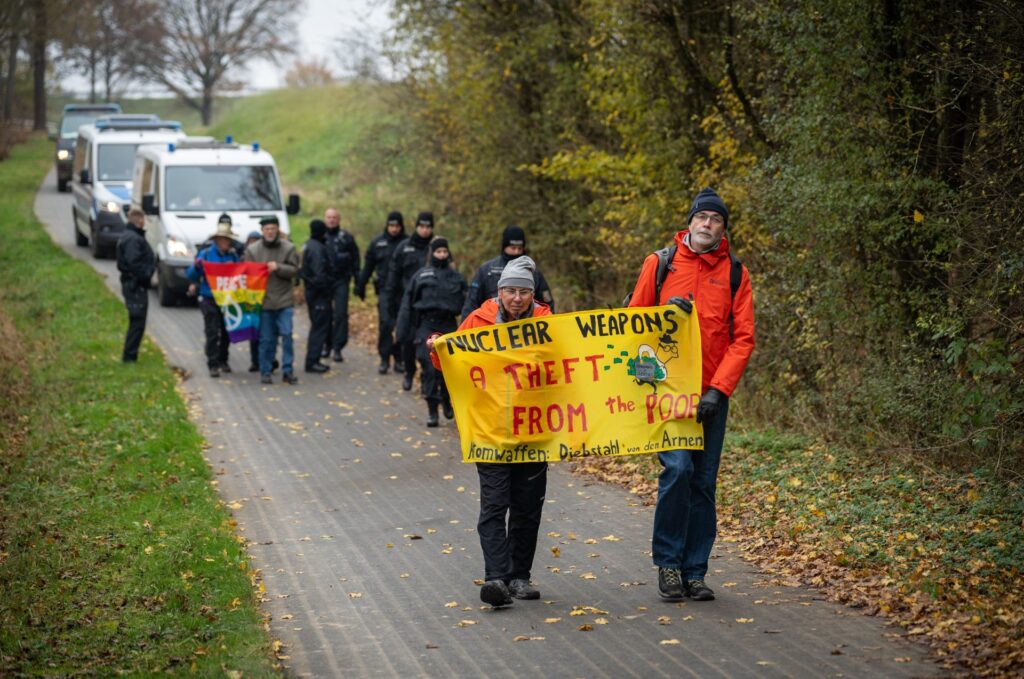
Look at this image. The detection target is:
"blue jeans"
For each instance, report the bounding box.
[652,397,729,578]
[259,307,294,376]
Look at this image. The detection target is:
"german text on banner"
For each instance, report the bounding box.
[436,306,703,463]
[202,261,269,343]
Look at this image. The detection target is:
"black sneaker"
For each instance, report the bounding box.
[508,579,540,600]
[426,413,439,428]
[480,580,513,607]
[402,374,413,391]
[393,361,404,374]
[282,373,299,385]
[378,362,389,374]
[442,401,454,420]
[209,366,220,378]
[249,363,260,373]
[260,374,273,384]
[658,567,685,600]
[332,350,343,363]
[686,579,715,601]
[305,363,330,373]
[220,363,232,373]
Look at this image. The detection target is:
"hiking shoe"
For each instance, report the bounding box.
[282,373,299,385]
[508,579,540,600]
[442,401,455,420]
[220,363,232,373]
[249,363,260,372]
[332,350,343,363]
[402,374,413,391]
[305,363,330,373]
[260,374,273,384]
[480,580,513,607]
[658,567,685,600]
[209,366,220,378]
[393,361,404,374]
[686,579,715,601]
[378,362,389,374]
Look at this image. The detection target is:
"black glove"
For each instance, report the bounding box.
[666,296,693,314]
[695,387,725,424]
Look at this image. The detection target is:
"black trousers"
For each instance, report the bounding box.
[401,340,416,379]
[416,340,450,405]
[306,288,332,368]
[376,289,400,364]
[122,281,148,362]
[327,279,350,352]
[199,298,230,368]
[476,462,547,582]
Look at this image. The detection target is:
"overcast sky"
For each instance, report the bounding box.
[61,0,394,97]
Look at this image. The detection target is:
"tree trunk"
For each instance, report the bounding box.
[31,0,45,131]
[90,49,98,103]
[201,89,212,125]
[3,35,16,121]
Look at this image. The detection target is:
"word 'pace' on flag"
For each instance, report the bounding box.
[435,306,704,463]
[202,261,269,343]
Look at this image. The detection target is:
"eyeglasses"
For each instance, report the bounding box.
[692,211,724,227]
[500,287,534,298]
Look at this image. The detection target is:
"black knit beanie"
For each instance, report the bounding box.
[386,211,404,227]
[502,225,526,249]
[310,219,327,241]
[430,237,449,252]
[416,211,435,228]
[686,187,729,229]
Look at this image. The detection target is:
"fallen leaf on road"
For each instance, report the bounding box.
[544,617,561,623]
[894,657,912,663]
[756,661,773,666]
[349,592,363,599]
[584,538,598,544]
[456,486,465,493]
[280,614,293,620]
[426,644,438,649]
[658,616,672,625]
[735,618,753,623]
[580,572,597,580]
[404,534,423,540]
[445,601,458,608]
[547,532,561,538]
[457,620,476,627]
[682,615,694,621]
[400,573,410,578]
[513,635,546,641]
[578,624,593,631]
[601,535,621,542]
[660,639,680,646]
[427,528,437,534]
[722,582,737,587]
[550,546,560,558]
[594,618,608,625]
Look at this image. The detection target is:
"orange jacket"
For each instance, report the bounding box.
[430,298,552,369]
[627,230,755,396]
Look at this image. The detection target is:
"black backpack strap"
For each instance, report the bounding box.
[652,245,677,303]
[728,252,743,340]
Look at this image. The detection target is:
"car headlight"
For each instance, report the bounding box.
[102,201,121,213]
[56,149,70,161]
[166,237,191,258]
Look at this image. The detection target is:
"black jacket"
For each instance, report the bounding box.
[116,225,155,288]
[384,232,432,311]
[355,228,405,297]
[325,227,360,282]
[462,252,555,319]
[396,263,467,344]
[301,237,335,295]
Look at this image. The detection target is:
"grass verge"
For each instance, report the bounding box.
[573,428,1023,676]
[0,135,277,675]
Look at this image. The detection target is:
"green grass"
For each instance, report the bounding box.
[204,84,424,246]
[0,135,277,675]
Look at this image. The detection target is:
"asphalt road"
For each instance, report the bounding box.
[35,170,940,678]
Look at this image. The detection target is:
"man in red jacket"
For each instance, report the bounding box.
[627,187,755,602]
[428,256,553,608]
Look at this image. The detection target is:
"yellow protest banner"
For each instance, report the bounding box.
[436,306,704,463]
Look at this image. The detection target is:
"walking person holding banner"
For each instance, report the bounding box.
[626,187,756,602]
[186,214,240,377]
[428,256,552,608]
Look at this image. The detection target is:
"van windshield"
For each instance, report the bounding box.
[97,143,141,181]
[61,114,99,139]
[164,166,282,212]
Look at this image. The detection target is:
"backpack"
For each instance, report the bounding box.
[624,244,744,339]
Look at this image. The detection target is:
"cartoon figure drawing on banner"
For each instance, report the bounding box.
[628,344,668,392]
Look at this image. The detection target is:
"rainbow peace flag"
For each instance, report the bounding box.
[203,262,269,343]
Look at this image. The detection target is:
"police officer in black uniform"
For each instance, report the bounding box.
[355,211,407,374]
[384,211,435,391]
[116,208,156,362]
[302,219,335,373]
[461,225,555,319]
[395,237,466,427]
[324,207,360,363]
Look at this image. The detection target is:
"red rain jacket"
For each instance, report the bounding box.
[627,230,755,396]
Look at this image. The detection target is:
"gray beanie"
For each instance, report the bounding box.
[497,255,536,291]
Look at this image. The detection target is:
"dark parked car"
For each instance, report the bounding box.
[52,103,121,192]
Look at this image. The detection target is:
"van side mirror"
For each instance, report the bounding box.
[142,194,159,215]
[286,194,300,215]
[79,168,91,184]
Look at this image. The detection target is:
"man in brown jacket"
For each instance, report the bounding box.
[244,216,300,384]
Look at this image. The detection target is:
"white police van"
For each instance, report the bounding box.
[132,138,300,306]
[71,115,186,258]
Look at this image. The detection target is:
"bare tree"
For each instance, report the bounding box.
[0,0,25,120]
[143,0,301,124]
[284,56,335,89]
